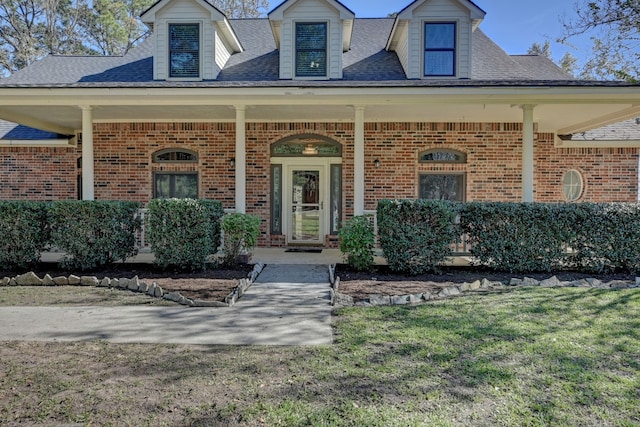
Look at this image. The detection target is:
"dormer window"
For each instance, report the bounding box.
[295,22,327,78]
[424,22,456,77]
[169,23,200,78]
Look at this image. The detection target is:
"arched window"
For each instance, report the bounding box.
[563,169,584,202]
[271,134,342,157]
[152,148,198,199]
[419,149,466,201]
[153,148,198,163]
[419,148,466,163]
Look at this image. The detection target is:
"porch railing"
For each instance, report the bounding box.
[134,207,236,252]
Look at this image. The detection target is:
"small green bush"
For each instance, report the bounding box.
[221,213,261,267]
[147,198,223,271]
[0,201,50,269]
[378,199,460,274]
[338,215,375,271]
[49,200,141,271]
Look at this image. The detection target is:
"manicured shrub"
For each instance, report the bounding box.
[221,213,261,267]
[459,202,574,273]
[0,201,50,269]
[569,203,640,273]
[377,199,460,274]
[49,200,141,271]
[147,198,223,271]
[339,214,375,271]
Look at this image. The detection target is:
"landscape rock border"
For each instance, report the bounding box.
[0,263,265,308]
[328,265,640,307]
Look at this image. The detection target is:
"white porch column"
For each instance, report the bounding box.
[521,105,535,202]
[354,106,366,215]
[235,105,247,214]
[81,106,94,200]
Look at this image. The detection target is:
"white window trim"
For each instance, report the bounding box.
[562,169,585,202]
[166,20,204,82]
[421,20,459,79]
[293,20,330,80]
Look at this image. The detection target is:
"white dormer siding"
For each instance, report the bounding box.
[387,0,485,79]
[141,0,242,81]
[269,0,355,80]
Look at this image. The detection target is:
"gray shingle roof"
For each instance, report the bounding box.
[571,118,640,141]
[0,120,65,139]
[0,18,593,88]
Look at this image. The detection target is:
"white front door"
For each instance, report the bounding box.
[286,164,327,245]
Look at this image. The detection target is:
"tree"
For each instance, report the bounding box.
[81,0,154,56]
[527,40,552,58]
[559,51,578,76]
[0,0,88,75]
[561,0,640,81]
[216,0,269,18]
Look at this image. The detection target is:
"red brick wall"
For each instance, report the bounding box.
[2,122,638,247]
[0,147,78,200]
[536,134,639,202]
[93,122,236,205]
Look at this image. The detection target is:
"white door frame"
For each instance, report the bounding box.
[272,157,341,245]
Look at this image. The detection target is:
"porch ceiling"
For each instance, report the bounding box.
[0,86,638,137]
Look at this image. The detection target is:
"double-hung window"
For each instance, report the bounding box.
[295,22,327,77]
[169,23,200,78]
[424,22,456,77]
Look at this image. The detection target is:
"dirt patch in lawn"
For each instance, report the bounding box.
[0,263,254,303]
[334,264,637,302]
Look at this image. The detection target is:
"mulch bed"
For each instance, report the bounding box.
[1,262,636,303]
[0,263,254,302]
[334,264,637,302]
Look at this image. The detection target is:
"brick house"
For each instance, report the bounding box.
[0,0,639,248]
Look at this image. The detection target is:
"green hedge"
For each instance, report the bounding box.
[568,203,640,273]
[378,200,640,274]
[49,200,141,271]
[377,199,460,274]
[147,198,223,271]
[0,201,50,269]
[459,202,574,273]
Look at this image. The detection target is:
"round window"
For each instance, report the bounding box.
[562,170,584,201]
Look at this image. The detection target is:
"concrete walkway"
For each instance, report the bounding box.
[0,264,333,346]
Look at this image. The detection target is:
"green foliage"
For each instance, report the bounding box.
[377,199,460,274]
[568,203,640,273]
[49,200,141,271]
[459,202,574,273]
[0,201,50,269]
[378,200,640,274]
[562,0,640,81]
[147,198,223,271]
[459,202,640,274]
[221,213,261,267]
[338,215,375,271]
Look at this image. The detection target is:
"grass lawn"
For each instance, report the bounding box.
[1,287,638,426]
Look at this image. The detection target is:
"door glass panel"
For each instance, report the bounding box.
[291,170,320,242]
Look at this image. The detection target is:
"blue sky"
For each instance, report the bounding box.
[344,0,592,63]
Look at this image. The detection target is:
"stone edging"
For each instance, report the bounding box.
[0,263,265,308]
[328,265,640,307]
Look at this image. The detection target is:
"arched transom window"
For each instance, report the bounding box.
[419,148,467,163]
[271,134,342,157]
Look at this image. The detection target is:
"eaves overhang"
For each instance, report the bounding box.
[0,83,639,143]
